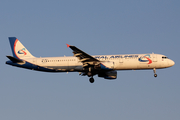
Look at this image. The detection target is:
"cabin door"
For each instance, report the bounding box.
[152,53,157,62]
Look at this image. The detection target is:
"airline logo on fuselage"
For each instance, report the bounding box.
[95,55,139,59]
[18,48,27,55]
[138,54,152,64]
[95,54,153,64]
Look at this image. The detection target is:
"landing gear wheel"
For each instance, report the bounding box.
[89,77,94,83]
[153,68,157,78]
[154,74,157,77]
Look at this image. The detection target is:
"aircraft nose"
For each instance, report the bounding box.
[169,60,175,66]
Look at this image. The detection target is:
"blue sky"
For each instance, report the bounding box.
[0,0,180,120]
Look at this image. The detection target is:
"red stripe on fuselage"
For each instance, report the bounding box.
[144,56,152,64]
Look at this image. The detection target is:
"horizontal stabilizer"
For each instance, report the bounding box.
[6,56,24,63]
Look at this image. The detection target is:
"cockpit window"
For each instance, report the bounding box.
[162,56,168,59]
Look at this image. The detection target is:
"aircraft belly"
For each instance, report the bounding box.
[115,60,158,70]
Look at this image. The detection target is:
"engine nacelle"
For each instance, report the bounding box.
[95,61,114,70]
[98,71,117,79]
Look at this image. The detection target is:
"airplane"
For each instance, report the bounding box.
[6,37,175,83]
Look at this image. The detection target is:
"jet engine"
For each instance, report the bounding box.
[98,71,117,79]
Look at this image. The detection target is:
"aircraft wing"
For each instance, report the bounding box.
[67,44,99,66]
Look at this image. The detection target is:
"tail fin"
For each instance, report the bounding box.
[9,37,35,59]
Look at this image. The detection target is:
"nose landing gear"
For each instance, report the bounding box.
[154,74,157,77]
[153,68,157,77]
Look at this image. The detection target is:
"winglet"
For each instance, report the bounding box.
[66,44,71,48]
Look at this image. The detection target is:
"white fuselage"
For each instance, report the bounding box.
[21,53,174,72]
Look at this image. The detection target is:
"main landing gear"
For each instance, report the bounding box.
[89,77,94,83]
[87,67,95,83]
[153,68,157,77]
[88,72,95,83]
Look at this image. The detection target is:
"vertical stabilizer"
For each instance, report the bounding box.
[9,37,35,59]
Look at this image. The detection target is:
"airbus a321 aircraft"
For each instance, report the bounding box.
[6,37,175,83]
